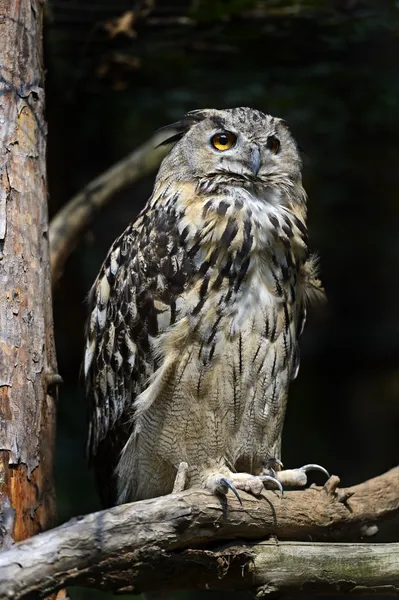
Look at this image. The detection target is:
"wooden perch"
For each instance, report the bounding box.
[49,132,171,286]
[0,468,398,598]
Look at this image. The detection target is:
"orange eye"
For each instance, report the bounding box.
[267,136,280,154]
[211,131,237,151]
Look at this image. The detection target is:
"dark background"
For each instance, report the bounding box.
[45,1,399,598]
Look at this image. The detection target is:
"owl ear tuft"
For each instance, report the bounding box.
[156,109,210,147]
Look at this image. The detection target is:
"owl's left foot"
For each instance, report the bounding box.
[263,459,329,488]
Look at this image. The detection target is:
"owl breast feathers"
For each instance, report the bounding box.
[84,107,324,507]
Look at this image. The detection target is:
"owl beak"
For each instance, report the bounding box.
[250,147,261,176]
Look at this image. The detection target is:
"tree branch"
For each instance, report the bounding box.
[0,469,398,598]
[49,132,170,287]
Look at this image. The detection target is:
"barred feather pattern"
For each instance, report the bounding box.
[85,184,323,504]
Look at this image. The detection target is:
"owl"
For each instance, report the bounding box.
[84,107,327,508]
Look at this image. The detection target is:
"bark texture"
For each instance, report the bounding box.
[0,469,397,598]
[0,0,57,546]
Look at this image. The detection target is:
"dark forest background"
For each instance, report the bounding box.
[45,1,399,598]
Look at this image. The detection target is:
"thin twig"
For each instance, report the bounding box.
[49,132,170,287]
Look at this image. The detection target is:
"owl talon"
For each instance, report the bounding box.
[260,475,284,496]
[298,463,330,479]
[263,458,284,478]
[264,458,284,471]
[219,477,243,505]
[206,474,243,505]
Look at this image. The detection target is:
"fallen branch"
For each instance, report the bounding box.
[0,469,397,598]
[49,132,170,286]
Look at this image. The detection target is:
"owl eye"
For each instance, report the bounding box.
[211,131,237,151]
[266,136,280,154]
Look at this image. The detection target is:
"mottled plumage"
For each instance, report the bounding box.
[84,107,325,507]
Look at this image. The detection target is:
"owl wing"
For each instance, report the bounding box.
[291,254,325,380]
[84,201,192,504]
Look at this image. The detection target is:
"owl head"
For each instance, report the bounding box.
[157,107,303,193]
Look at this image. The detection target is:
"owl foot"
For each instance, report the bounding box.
[205,471,283,505]
[263,459,329,488]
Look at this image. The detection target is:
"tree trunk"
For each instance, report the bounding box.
[0,0,57,547]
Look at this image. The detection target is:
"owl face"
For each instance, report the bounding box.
[159,107,303,190]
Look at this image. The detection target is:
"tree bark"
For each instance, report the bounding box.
[0,469,397,598]
[0,0,57,547]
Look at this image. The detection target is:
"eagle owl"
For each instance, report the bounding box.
[84,107,327,507]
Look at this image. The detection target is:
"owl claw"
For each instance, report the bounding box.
[264,458,284,471]
[263,458,284,479]
[260,475,284,496]
[299,464,330,479]
[219,477,243,505]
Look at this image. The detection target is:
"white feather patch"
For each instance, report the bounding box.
[98,275,110,305]
[97,307,107,330]
[84,338,96,377]
[125,336,137,368]
[110,247,120,275]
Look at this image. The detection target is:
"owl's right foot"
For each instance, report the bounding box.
[205,471,283,505]
[263,458,329,487]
